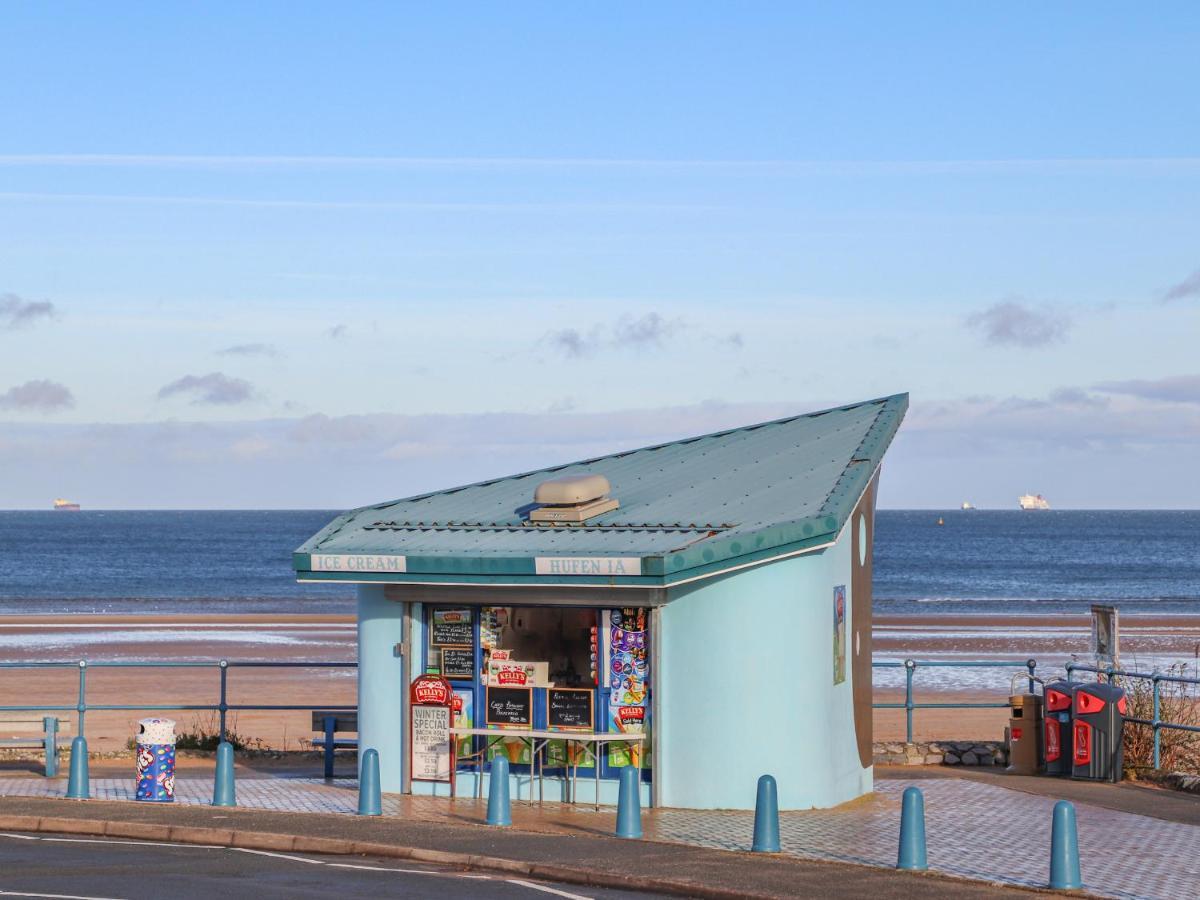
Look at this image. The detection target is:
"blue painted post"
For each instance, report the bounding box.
[487,756,512,826]
[615,765,642,839]
[76,661,87,737]
[896,786,928,870]
[42,717,59,778]
[904,659,916,743]
[358,748,382,816]
[212,741,236,807]
[751,774,780,852]
[65,736,89,800]
[1048,800,1082,890]
[323,715,337,779]
[1152,676,1162,770]
[218,661,229,744]
[1026,658,1037,694]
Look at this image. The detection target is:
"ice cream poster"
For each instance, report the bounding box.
[833,584,847,684]
[607,608,650,768]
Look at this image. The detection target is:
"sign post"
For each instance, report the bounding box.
[409,673,454,793]
[1090,604,1120,672]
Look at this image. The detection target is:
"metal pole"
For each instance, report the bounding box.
[1152,675,1162,771]
[1026,658,1037,694]
[76,661,87,736]
[1065,662,1075,684]
[904,659,916,743]
[218,660,229,743]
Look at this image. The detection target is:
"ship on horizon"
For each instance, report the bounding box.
[52,498,81,511]
[1018,493,1050,511]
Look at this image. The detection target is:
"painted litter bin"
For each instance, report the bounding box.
[1071,682,1126,782]
[135,717,177,802]
[1042,681,1075,776]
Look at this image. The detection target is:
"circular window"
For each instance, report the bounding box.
[857,514,867,566]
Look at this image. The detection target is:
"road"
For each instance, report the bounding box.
[0,832,655,900]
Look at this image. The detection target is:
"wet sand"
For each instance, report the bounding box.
[2,613,1197,751]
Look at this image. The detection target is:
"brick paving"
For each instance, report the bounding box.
[2,774,1197,899]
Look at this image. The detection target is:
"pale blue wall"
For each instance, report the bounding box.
[358,524,869,810]
[357,585,406,792]
[659,524,869,810]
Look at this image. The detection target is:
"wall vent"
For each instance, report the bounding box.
[529,473,618,523]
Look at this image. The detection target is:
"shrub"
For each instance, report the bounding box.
[1119,660,1200,774]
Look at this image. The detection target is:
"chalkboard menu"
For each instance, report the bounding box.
[485,686,532,727]
[441,646,475,679]
[548,688,593,731]
[410,705,451,782]
[431,608,473,647]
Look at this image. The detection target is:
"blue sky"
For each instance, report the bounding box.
[2,3,1199,508]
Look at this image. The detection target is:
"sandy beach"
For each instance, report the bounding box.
[2,613,1197,752]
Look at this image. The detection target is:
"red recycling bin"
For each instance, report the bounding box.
[1070,682,1126,782]
[1042,681,1075,776]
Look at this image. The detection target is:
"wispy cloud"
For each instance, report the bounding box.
[327,324,348,340]
[543,312,686,359]
[0,379,74,412]
[1162,269,1200,302]
[1,154,1199,175]
[1095,374,1200,405]
[157,372,255,405]
[217,343,278,358]
[0,293,56,329]
[0,191,717,213]
[966,300,1070,348]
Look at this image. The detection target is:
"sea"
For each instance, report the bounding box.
[0,509,1197,617]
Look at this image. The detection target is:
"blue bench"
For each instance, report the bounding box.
[0,716,71,777]
[310,711,357,779]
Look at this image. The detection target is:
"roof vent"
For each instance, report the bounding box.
[529,473,619,523]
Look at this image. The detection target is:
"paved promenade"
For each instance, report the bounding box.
[2,771,1198,899]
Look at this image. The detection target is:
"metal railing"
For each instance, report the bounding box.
[873,658,1038,743]
[0,660,357,744]
[1066,662,1200,771]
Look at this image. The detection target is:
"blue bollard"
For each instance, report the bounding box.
[358,748,382,816]
[1049,800,1082,890]
[487,756,512,826]
[896,786,928,870]
[65,736,89,800]
[751,774,781,852]
[615,765,642,839]
[212,740,236,807]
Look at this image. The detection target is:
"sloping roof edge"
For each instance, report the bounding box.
[293,393,908,585]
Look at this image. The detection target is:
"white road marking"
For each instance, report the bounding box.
[327,863,466,876]
[39,838,216,850]
[0,832,592,898]
[0,891,129,900]
[505,880,593,900]
[231,848,326,864]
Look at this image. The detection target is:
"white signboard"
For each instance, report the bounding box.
[534,556,641,577]
[310,554,407,573]
[410,705,451,782]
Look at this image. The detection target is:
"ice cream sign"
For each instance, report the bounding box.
[534,556,641,576]
[310,553,406,573]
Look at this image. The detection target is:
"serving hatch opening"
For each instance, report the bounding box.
[529,473,619,523]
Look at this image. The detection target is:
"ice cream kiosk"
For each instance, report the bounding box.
[294,394,907,810]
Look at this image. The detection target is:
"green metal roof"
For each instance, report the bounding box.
[293,393,907,587]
